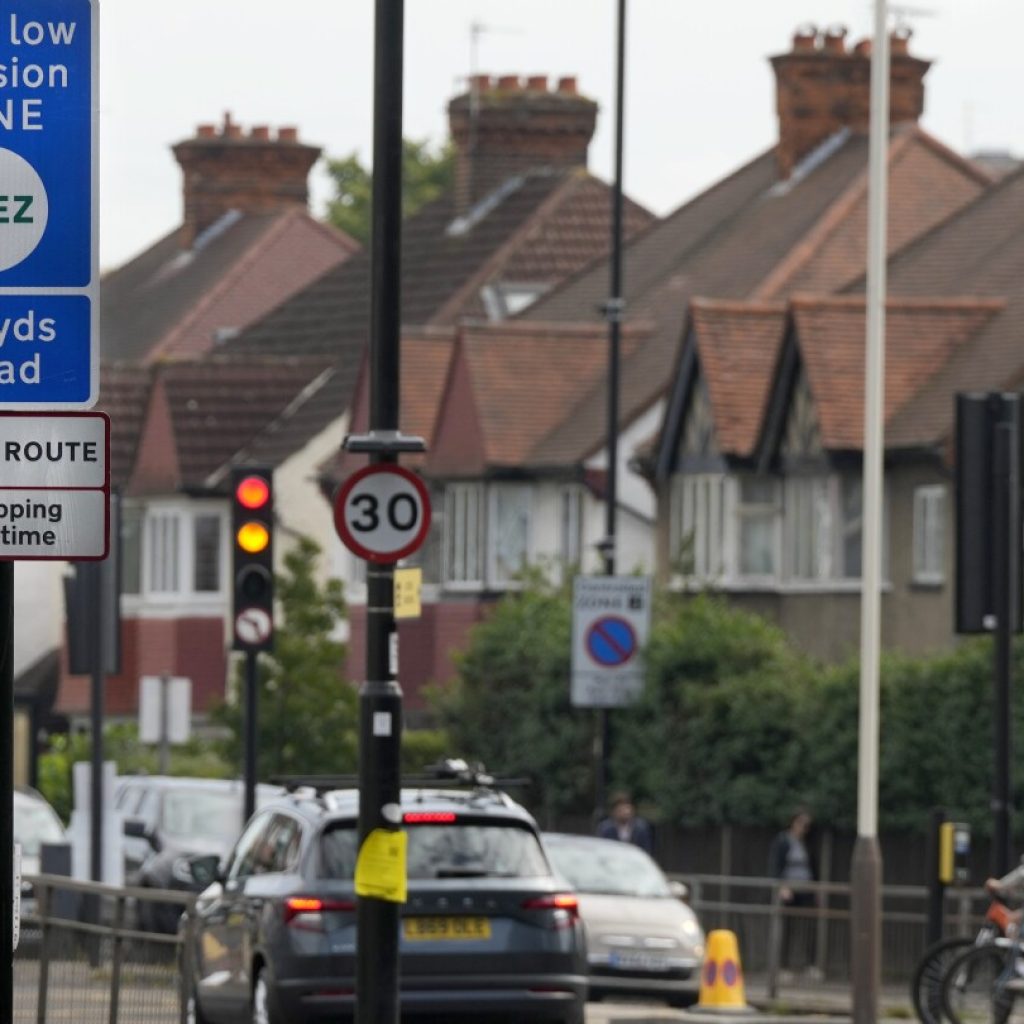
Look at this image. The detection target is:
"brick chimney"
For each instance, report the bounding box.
[771,26,931,179]
[447,75,598,213]
[172,113,321,248]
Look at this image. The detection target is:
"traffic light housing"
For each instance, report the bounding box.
[231,466,274,652]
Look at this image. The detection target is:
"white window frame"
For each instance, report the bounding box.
[559,486,584,574]
[123,499,228,613]
[730,476,781,583]
[488,483,533,587]
[913,484,946,585]
[670,473,725,583]
[442,483,485,589]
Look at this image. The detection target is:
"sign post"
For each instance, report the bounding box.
[0,5,98,1016]
[571,575,652,709]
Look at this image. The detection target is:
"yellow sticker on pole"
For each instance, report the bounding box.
[354,829,408,903]
[394,567,422,620]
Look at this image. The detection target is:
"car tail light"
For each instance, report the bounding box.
[403,811,457,824]
[284,896,356,927]
[522,893,579,929]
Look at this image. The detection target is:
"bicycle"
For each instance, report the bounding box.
[912,901,1012,1023]
[941,922,1024,1023]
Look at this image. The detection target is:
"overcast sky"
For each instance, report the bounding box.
[98,0,1023,270]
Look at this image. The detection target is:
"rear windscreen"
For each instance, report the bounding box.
[321,822,550,880]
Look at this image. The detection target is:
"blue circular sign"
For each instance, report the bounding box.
[585,616,637,667]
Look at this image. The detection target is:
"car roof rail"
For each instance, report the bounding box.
[269,761,529,797]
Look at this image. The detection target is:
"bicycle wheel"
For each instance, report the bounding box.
[913,937,975,1023]
[942,943,1022,1024]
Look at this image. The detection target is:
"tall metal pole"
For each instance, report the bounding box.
[0,561,13,1023]
[90,561,104,883]
[597,0,627,821]
[243,652,258,823]
[356,2,405,1021]
[991,421,1016,876]
[852,2,889,1019]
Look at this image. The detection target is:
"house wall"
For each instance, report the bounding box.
[726,462,957,662]
[273,411,348,587]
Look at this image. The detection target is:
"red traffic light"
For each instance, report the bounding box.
[236,475,270,510]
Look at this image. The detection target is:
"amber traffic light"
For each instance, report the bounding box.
[231,467,274,652]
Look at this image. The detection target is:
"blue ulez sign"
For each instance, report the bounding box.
[0,0,94,407]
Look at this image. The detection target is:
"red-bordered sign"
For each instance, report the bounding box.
[334,464,431,564]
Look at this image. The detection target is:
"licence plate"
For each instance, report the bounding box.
[403,916,491,941]
[608,950,671,972]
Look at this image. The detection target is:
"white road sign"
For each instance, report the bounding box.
[333,464,431,564]
[0,411,109,559]
[571,575,653,708]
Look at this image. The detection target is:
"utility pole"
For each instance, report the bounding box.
[596,0,627,822]
[852,1,889,1019]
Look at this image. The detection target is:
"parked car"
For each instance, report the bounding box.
[179,768,588,1023]
[542,832,704,1008]
[114,776,282,933]
[14,787,67,919]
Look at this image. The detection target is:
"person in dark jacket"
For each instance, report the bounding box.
[596,791,654,855]
[768,807,819,979]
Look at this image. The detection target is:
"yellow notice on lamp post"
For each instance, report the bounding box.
[354,829,408,902]
[394,567,422,619]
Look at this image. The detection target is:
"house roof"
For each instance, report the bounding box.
[97,357,333,494]
[874,165,1024,448]
[323,329,459,485]
[426,322,650,478]
[790,296,1005,451]
[226,168,653,360]
[689,299,788,458]
[100,207,358,364]
[522,127,990,466]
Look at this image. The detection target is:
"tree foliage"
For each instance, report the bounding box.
[433,573,592,826]
[325,138,455,245]
[438,575,1024,838]
[212,536,358,779]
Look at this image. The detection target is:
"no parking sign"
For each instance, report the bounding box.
[571,575,652,708]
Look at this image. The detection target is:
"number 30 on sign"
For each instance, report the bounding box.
[333,464,431,564]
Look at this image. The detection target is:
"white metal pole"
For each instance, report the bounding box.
[852,2,889,1018]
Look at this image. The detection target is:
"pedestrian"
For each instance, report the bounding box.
[768,807,820,982]
[596,791,654,855]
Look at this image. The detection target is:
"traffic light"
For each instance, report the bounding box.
[231,466,274,652]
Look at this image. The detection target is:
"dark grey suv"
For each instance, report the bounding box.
[179,776,587,1023]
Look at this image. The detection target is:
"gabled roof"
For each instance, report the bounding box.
[789,296,1004,451]
[101,208,358,364]
[523,127,990,467]
[689,299,788,458]
[226,169,653,360]
[323,329,459,485]
[426,322,650,477]
[98,357,333,494]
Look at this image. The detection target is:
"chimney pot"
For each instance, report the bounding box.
[853,38,872,57]
[470,73,492,92]
[250,125,270,140]
[792,25,818,51]
[497,74,521,91]
[526,74,548,91]
[196,124,216,139]
[823,25,847,54]
[557,75,578,95]
[891,28,912,55]
[277,126,298,142]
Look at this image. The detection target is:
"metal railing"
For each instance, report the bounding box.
[14,873,195,1024]
[674,872,988,997]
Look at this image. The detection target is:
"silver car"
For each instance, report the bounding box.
[543,832,704,1008]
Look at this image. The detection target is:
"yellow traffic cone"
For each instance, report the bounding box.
[693,929,756,1015]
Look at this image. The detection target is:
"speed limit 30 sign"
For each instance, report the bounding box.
[334,464,431,564]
